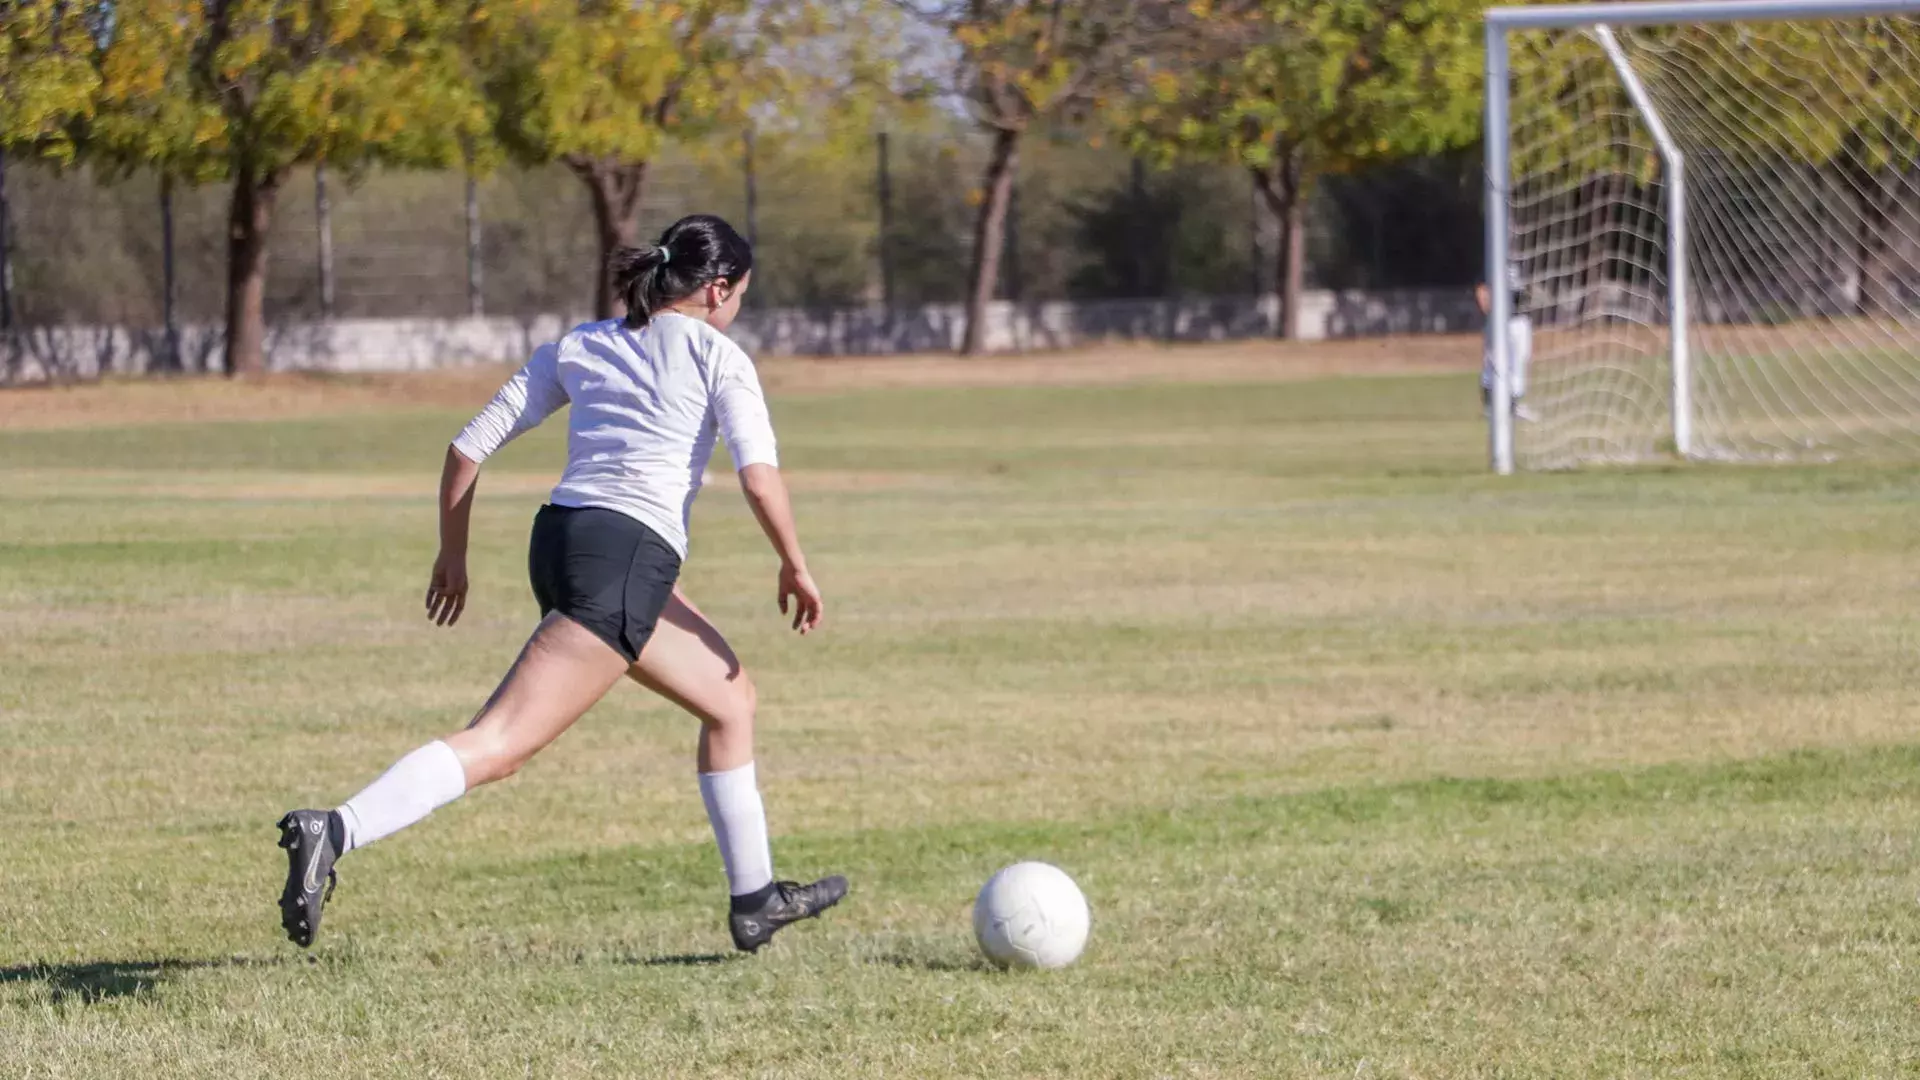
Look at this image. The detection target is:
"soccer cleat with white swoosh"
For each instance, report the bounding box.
[276,809,345,948]
[728,876,849,953]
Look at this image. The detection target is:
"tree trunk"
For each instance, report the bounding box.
[315,162,335,320]
[1278,190,1305,340]
[1129,157,1150,297]
[962,127,1021,356]
[571,159,649,320]
[160,174,179,371]
[1251,142,1308,341]
[224,165,284,376]
[876,131,894,308]
[1855,168,1900,318]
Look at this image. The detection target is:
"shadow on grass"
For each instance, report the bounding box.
[869,953,993,973]
[0,956,281,1006]
[635,953,734,968]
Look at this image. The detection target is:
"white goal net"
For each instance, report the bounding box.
[1487,1,1920,470]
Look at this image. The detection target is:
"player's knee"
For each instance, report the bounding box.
[459,723,531,786]
[486,747,530,784]
[703,672,757,733]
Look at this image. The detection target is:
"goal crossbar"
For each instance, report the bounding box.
[1488,0,1920,31]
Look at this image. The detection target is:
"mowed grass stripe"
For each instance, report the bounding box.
[3,744,1918,1077]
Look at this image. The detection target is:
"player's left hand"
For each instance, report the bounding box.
[778,562,824,635]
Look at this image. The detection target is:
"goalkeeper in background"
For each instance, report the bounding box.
[1477,264,1538,422]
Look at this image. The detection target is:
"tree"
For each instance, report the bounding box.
[906,0,1174,354]
[1123,0,1485,339]
[88,0,486,374]
[0,0,100,158]
[692,0,928,310]
[478,0,900,320]
[477,0,756,319]
[1,0,103,338]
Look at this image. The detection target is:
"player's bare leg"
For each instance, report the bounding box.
[443,614,631,784]
[630,589,847,953]
[277,614,627,947]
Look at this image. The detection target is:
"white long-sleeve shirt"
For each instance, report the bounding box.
[451,313,778,558]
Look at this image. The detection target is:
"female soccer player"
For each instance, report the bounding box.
[275,214,846,953]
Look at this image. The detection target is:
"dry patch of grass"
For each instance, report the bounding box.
[0,336,1483,431]
[757,335,1480,394]
[0,367,513,431]
[0,467,952,501]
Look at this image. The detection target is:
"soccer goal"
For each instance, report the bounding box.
[1484,0,1920,472]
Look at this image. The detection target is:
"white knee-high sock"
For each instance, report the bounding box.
[336,740,469,852]
[699,762,774,897]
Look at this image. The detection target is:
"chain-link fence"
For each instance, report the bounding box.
[0,132,1485,377]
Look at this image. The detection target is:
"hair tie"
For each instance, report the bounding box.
[658,246,671,266]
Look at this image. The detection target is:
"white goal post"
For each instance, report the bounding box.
[1485,0,1920,472]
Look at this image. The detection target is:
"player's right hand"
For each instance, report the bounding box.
[426,549,469,627]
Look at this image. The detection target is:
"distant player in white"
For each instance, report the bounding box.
[274,214,847,953]
[1478,265,1537,422]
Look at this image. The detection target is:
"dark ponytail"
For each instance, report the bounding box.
[609,214,754,329]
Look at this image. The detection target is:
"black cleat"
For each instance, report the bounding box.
[276,809,345,948]
[729,875,849,953]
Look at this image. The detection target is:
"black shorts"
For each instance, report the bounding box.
[528,504,682,663]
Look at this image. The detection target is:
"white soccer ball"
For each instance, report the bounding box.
[972,861,1090,970]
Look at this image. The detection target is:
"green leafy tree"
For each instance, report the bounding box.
[1,0,103,336]
[88,0,486,373]
[907,0,1175,354]
[479,0,877,320]
[0,1,100,158]
[478,0,902,320]
[1124,0,1485,339]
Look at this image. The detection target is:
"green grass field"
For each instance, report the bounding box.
[4,367,1919,1077]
